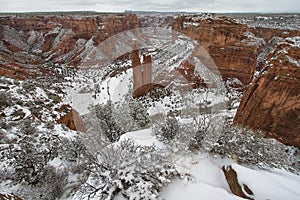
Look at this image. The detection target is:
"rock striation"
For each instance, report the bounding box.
[172,16,299,85]
[0,14,140,79]
[172,16,259,85]
[234,37,300,147]
[1,13,299,146]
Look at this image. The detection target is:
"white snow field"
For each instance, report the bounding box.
[61,25,300,200]
[120,128,300,200]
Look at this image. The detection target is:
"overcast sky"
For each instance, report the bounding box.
[0,0,299,13]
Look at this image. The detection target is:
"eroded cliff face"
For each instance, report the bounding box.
[0,14,140,79]
[172,15,300,146]
[253,27,300,41]
[172,16,299,86]
[57,104,87,132]
[1,14,299,146]
[172,16,260,85]
[234,37,300,147]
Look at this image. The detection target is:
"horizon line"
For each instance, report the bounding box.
[0,10,299,15]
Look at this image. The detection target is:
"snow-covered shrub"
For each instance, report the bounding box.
[0,119,87,183]
[152,112,215,153]
[19,119,38,135]
[114,98,150,133]
[0,122,90,199]
[22,81,36,91]
[0,119,9,130]
[147,87,171,100]
[113,103,138,133]
[77,139,182,200]
[153,114,180,142]
[90,99,150,142]
[44,121,55,130]
[128,99,150,129]
[0,91,12,108]
[17,165,68,200]
[93,101,124,142]
[0,77,90,198]
[208,126,300,173]
[45,90,61,104]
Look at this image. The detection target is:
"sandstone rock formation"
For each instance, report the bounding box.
[175,60,208,89]
[173,16,258,85]
[1,13,299,146]
[0,14,140,79]
[173,16,299,85]
[253,27,300,41]
[132,49,153,98]
[222,165,254,200]
[234,37,300,147]
[57,104,87,132]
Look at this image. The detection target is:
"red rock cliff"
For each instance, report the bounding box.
[173,16,299,85]
[132,49,153,98]
[234,37,300,147]
[0,14,140,79]
[173,16,258,85]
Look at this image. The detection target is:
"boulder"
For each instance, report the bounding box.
[57,104,87,132]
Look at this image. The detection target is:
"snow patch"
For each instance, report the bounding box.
[119,128,163,147]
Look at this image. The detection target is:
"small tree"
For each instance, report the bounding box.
[0,91,11,108]
[128,99,150,129]
[94,101,124,142]
[153,113,180,142]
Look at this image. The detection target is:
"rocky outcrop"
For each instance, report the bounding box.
[173,16,300,85]
[175,60,207,89]
[132,50,153,98]
[234,37,300,147]
[57,104,87,132]
[131,54,208,97]
[253,27,300,41]
[173,16,259,85]
[222,165,254,200]
[0,14,140,80]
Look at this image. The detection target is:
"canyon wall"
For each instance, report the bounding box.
[1,14,299,146]
[172,16,259,85]
[234,37,300,147]
[172,16,299,85]
[0,14,140,79]
[173,16,299,146]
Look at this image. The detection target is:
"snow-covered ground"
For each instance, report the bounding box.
[58,22,300,200]
[1,14,300,200]
[119,128,300,200]
[65,69,133,115]
[64,66,300,199]
[60,56,300,200]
